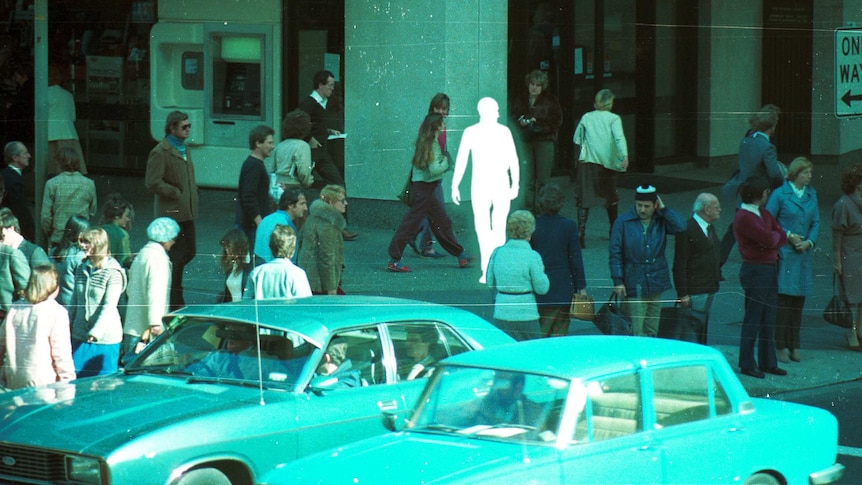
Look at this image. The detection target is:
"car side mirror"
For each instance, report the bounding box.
[382,410,409,432]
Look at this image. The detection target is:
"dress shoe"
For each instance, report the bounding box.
[740,368,765,379]
[789,349,801,362]
[777,348,790,364]
[760,367,787,376]
[342,229,359,241]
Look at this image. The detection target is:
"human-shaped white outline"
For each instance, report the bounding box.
[452,97,520,283]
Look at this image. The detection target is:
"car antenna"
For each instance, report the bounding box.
[254,298,266,405]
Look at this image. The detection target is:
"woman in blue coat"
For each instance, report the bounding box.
[531,182,587,337]
[765,157,820,363]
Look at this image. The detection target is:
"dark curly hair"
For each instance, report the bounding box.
[840,165,862,195]
[281,109,312,140]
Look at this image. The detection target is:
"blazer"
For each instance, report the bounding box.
[145,138,198,222]
[1,166,35,241]
[531,213,587,306]
[235,155,273,229]
[0,245,29,312]
[673,217,721,298]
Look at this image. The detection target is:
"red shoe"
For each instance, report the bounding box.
[387,261,411,273]
[457,253,475,268]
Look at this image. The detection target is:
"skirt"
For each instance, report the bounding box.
[576,161,620,209]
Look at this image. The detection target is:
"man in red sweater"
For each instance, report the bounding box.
[733,176,788,379]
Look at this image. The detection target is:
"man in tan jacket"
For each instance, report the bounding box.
[145,111,198,310]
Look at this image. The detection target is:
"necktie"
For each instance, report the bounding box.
[707,224,718,245]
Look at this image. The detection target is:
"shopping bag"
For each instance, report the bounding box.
[396,170,414,206]
[569,293,595,321]
[823,274,853,329]
[593,293,633,336]
[658,304,708,344]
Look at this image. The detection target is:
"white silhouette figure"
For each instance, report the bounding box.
[452,97,520,284]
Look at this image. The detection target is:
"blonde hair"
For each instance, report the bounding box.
[787,156,813,181]
[506,210,536,240]
[24,265,59,304]
[80,227,111,268]
[594,89,615,111]
[270,224,297,259]
[320,184,346,204]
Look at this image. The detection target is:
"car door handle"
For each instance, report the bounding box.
[378,400,399,411]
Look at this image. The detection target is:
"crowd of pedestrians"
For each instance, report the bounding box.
[2,65,862,392]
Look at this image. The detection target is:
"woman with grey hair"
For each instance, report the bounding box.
[573,88,629,248]
[486,210,550,340]
[122,217,180,362]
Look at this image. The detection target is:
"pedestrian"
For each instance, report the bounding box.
[218,228,251,303]
[50,214,89,308]
[720,105,786,267]
[100,193,134,268]
[40,146,96,249]
[0,241,28,320]
[47,64,87,178]
[531,182,587,337]
[236,125,276,249]
[573,89,629,248]
[388,114,474,273]
[511,70,562,210]
[832,165,862,351]
[253,187,308,265]
[0,264,75,390]
[734,176,788,379]
[247,224,311,300]
[146,110,198,311]
[298,184,348,294]
[452,97,519,283]
[765,157,819,363]
[486,210,550,341]
[0,208,50,269]
[298,70,357,241]
[70,226,127,378]
[1,142,36,242]
[410,92,451,258]
[672,193,722,344]
[272,109,314,191]
[610,185,686,337]
[123,217,179,363]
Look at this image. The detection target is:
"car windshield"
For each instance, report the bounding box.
[411,366,570,443]
[125,317,315,392]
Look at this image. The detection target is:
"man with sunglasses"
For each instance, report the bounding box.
[145,110,199,311]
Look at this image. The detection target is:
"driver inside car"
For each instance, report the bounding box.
[187,324,289,381]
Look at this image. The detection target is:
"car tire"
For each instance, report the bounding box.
[175,468,232,485]
[743,472,780,485]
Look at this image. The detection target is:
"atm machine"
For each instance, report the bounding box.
[149,1,281,188]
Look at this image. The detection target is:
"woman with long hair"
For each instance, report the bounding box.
[0,264,76,389]
[69,226,127,377]
[50,214,90,308]
[218,228,251,302]
[386,114,472,272]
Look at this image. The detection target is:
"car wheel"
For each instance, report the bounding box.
[743,472,780,485]
[175,468,232,485]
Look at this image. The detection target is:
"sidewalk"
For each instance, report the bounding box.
[96,159,862,398]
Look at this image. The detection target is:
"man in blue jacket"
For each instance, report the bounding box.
[610,185,686,336]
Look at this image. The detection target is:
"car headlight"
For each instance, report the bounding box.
[66,455,103,484]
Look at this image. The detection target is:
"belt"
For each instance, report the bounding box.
[497,290,533,295]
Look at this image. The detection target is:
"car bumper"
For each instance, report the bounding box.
[809,463,844,485]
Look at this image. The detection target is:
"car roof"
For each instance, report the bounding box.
[171,295,499,348]
[442,336,727,379]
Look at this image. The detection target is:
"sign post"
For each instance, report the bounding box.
[836,28,862,117]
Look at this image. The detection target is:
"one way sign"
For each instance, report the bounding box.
[836,28,862,117]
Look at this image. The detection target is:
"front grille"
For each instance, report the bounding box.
[0,442,66,482]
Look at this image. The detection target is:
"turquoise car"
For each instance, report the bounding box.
[0,296,513,485]
[260,336,845,485]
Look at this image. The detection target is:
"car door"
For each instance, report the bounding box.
[293,325,411,458]
[645,363,747,483]
[559,371,664,484]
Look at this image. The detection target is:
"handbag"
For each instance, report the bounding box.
[823,274,853,329]
[592,293,633,336]
[396,169,414,206]
[569,293,595,321]
[658,304,708,344]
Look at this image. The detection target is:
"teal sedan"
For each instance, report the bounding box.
[0,296,513,485]
[260,336,844,485]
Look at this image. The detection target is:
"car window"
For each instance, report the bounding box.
[312,327,384,388]
[390,323,471,382]
[650,365,732,429]
[128,318,312,390]
[412,367,569,443]
[574,373,641,443]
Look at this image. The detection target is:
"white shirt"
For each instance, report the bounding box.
[310,90,327,109]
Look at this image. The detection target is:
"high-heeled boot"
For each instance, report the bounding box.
[606,203,619,237]
[847,326,861,351]
[577,207,589,248]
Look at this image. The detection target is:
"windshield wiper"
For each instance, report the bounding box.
[124,366,192,376]
[187,376,271,390]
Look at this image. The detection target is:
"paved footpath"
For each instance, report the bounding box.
[95,159,862,398]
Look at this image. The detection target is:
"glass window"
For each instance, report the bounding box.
[650,365,731,429]
[575,373,641,442]
[313,327,384,388]
[390,323,471,382]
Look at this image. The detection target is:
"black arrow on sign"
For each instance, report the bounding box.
[842,90,862,107]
